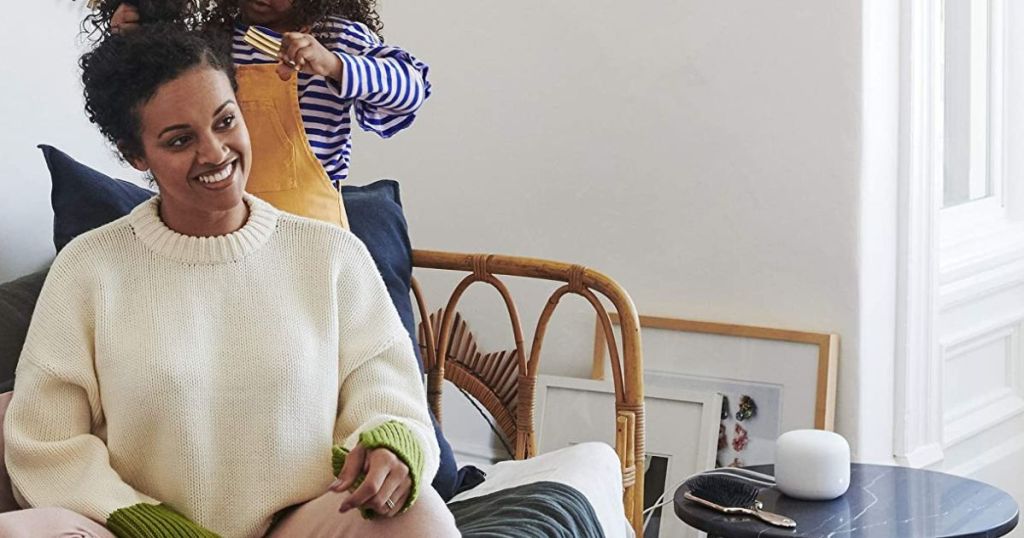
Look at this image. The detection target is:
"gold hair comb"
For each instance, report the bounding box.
[244,26,282,59]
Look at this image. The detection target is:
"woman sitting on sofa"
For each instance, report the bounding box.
[0,23,458,538]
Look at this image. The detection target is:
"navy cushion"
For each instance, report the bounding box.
[41,145,154,252]
[37,145,462,500]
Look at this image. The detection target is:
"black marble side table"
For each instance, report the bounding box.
[673,463,1019,537]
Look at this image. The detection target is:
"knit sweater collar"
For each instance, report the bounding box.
[128,194,279,265]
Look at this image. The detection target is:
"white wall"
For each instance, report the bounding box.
[357,1,889,460]
[0,1,142,283]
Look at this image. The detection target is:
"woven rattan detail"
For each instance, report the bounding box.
[418,309,521,444]
[568,264,586,293]
[621,465,637,486]
[472,254,490,279]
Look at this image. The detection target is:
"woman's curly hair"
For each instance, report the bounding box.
[80,22,236,160]
[82,0,381,41]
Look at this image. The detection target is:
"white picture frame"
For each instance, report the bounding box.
[646,371,783,468]
[535,375,722,538]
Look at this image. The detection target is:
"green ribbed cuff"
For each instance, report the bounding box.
[360,421,426,511]
[332,420,426,518]
[107,503,220,538]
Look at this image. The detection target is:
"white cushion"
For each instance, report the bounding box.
[448,442,634,538]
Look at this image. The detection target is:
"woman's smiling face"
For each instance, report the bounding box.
[128,65,252,230]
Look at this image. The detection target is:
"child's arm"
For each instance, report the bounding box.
[278,19,431,139]
[275,33,344,81]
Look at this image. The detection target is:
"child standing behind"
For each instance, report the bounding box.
[105,0,431,228]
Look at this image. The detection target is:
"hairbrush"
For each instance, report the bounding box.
[684,474,796,528]
[244,26,283,59]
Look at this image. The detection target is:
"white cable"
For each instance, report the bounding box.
[640,467,777,532]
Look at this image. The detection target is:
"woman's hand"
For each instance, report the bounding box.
[275,32,344,83]
[110,3,140,34]
[330,444,412,517]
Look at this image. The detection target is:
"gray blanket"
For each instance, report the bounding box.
[449,480,606,538]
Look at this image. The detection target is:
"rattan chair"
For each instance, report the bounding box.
[411,249,646,536]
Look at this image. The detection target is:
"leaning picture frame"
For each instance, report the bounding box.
[535,374,722,538]
[592,313,839,468]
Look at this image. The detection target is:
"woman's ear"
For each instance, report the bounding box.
[118,142,149,172]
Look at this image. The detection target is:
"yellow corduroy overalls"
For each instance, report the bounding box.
[236,64,349,229]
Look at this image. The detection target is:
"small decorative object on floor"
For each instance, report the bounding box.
[774,429,850,501]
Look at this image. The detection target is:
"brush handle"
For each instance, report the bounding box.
[684,492,797,528]
[750,508,797,528]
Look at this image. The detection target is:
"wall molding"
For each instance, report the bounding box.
[895,442,946,468]
[893,0,945,468]
[940,316,1024,446]
[947,431,1024,477]
[894,0,1020,468]
[940,251,1024,309]
[945,393,1024,447]
[940,314,1019,356]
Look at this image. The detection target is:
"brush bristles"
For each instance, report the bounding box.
[685,474,760,508]
[244,27,282,57]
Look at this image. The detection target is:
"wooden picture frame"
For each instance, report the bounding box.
[592,314,837,470]
[598,311,835,430]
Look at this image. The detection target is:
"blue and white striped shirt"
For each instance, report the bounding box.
[232,17,431,186]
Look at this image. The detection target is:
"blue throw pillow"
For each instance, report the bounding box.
[40,145,155,252]
[39,145,463,500]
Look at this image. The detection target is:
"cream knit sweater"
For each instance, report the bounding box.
[3,194,438,538]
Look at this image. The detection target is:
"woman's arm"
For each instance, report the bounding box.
[3,257,218,538]
[329,234,440,514]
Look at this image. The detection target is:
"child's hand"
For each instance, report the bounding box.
[110,3,140,34]
[329,443,412,517]
[275,32,344,83]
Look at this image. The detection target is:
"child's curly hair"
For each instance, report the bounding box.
[80,22,237,160]
[206,0,382,37]
[82,0,382,41]
[83,0,206,40]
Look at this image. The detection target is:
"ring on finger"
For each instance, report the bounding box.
[385,497,396,511]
